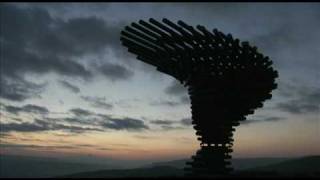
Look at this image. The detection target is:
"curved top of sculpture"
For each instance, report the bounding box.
[120,18,278,117]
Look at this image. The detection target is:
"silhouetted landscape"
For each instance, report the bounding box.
[1,154,318,178]
[0,154,115,178]
[62,156,320,178]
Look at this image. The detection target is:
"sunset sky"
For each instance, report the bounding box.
[0,3,319,165]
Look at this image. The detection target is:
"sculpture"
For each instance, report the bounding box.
[120,18,278,177]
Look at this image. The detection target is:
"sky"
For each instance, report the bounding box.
[0,3,319,165]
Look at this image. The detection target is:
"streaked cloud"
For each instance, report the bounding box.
[0,142,112,151]
[274,85,320,115]
[69,108,94,117]
[0,77,46,102]
[94,62,134,81]
[180,118,192,126]
[0,4,126,102]
[3,104,49,115]
[80,96,113,110]
[164,80,187,96]
[58,80,80,93]
[149,100,182,107]
[241,116,285,125]
[0,118,103,133]
[150,120,174,125]
[101,117,149,131]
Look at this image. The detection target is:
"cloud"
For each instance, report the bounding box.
[3,106,22,115]
[148,118,193,131]
[61,117,98,126]
[96,113,113,120]
[39,116,103,131]
[0,118,103,133]
[180,95,190,104]
[101,117,149,131]
[80,96,113,109]
[96,147,114,151]
[3,104,49,115]
[164,80,187,96]
[133,135,155,139]
[94,62,134,81]
[0,122,48,132]
[241,116,284,125]
[160,125,185,131]
[58,80,80,93]
[0,143,75,150]
[1,115,24,123]
[0,142,102,150]
[41,112,149,132]
[161,80,189,106]
[149,100,182,107]
[0,132,11,138]
[0,76,46,101]
[1,4,93,78]
[149,118,190,131]
[0,4,127,101]
[276,102,319,115]
[53,123,102,134]
[180,118,192,126]
[69,108,94,116]
[275,86,320,115]
[2,4,121,60]
[150,120,174,125]
[20,104,49,114]
[46,112,149,132]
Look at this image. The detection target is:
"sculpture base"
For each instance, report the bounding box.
[184,145,233,177]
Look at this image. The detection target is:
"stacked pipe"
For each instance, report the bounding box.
[184,146,233,177]
[120,18,278,177]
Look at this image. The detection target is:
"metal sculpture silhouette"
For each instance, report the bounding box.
[120,18,278,177]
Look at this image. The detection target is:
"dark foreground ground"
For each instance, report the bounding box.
[1,155,319,178]
[61,156,319,178]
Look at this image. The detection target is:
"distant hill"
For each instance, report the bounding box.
[147,157,290,170]
[2,154,319,178]
[0,154,116,178]
[244,156,320,176]
[63,156,320,178]
[61,166,184,178]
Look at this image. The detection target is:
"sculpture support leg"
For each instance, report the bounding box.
[184,145,233,177]
[184,85,238,177]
